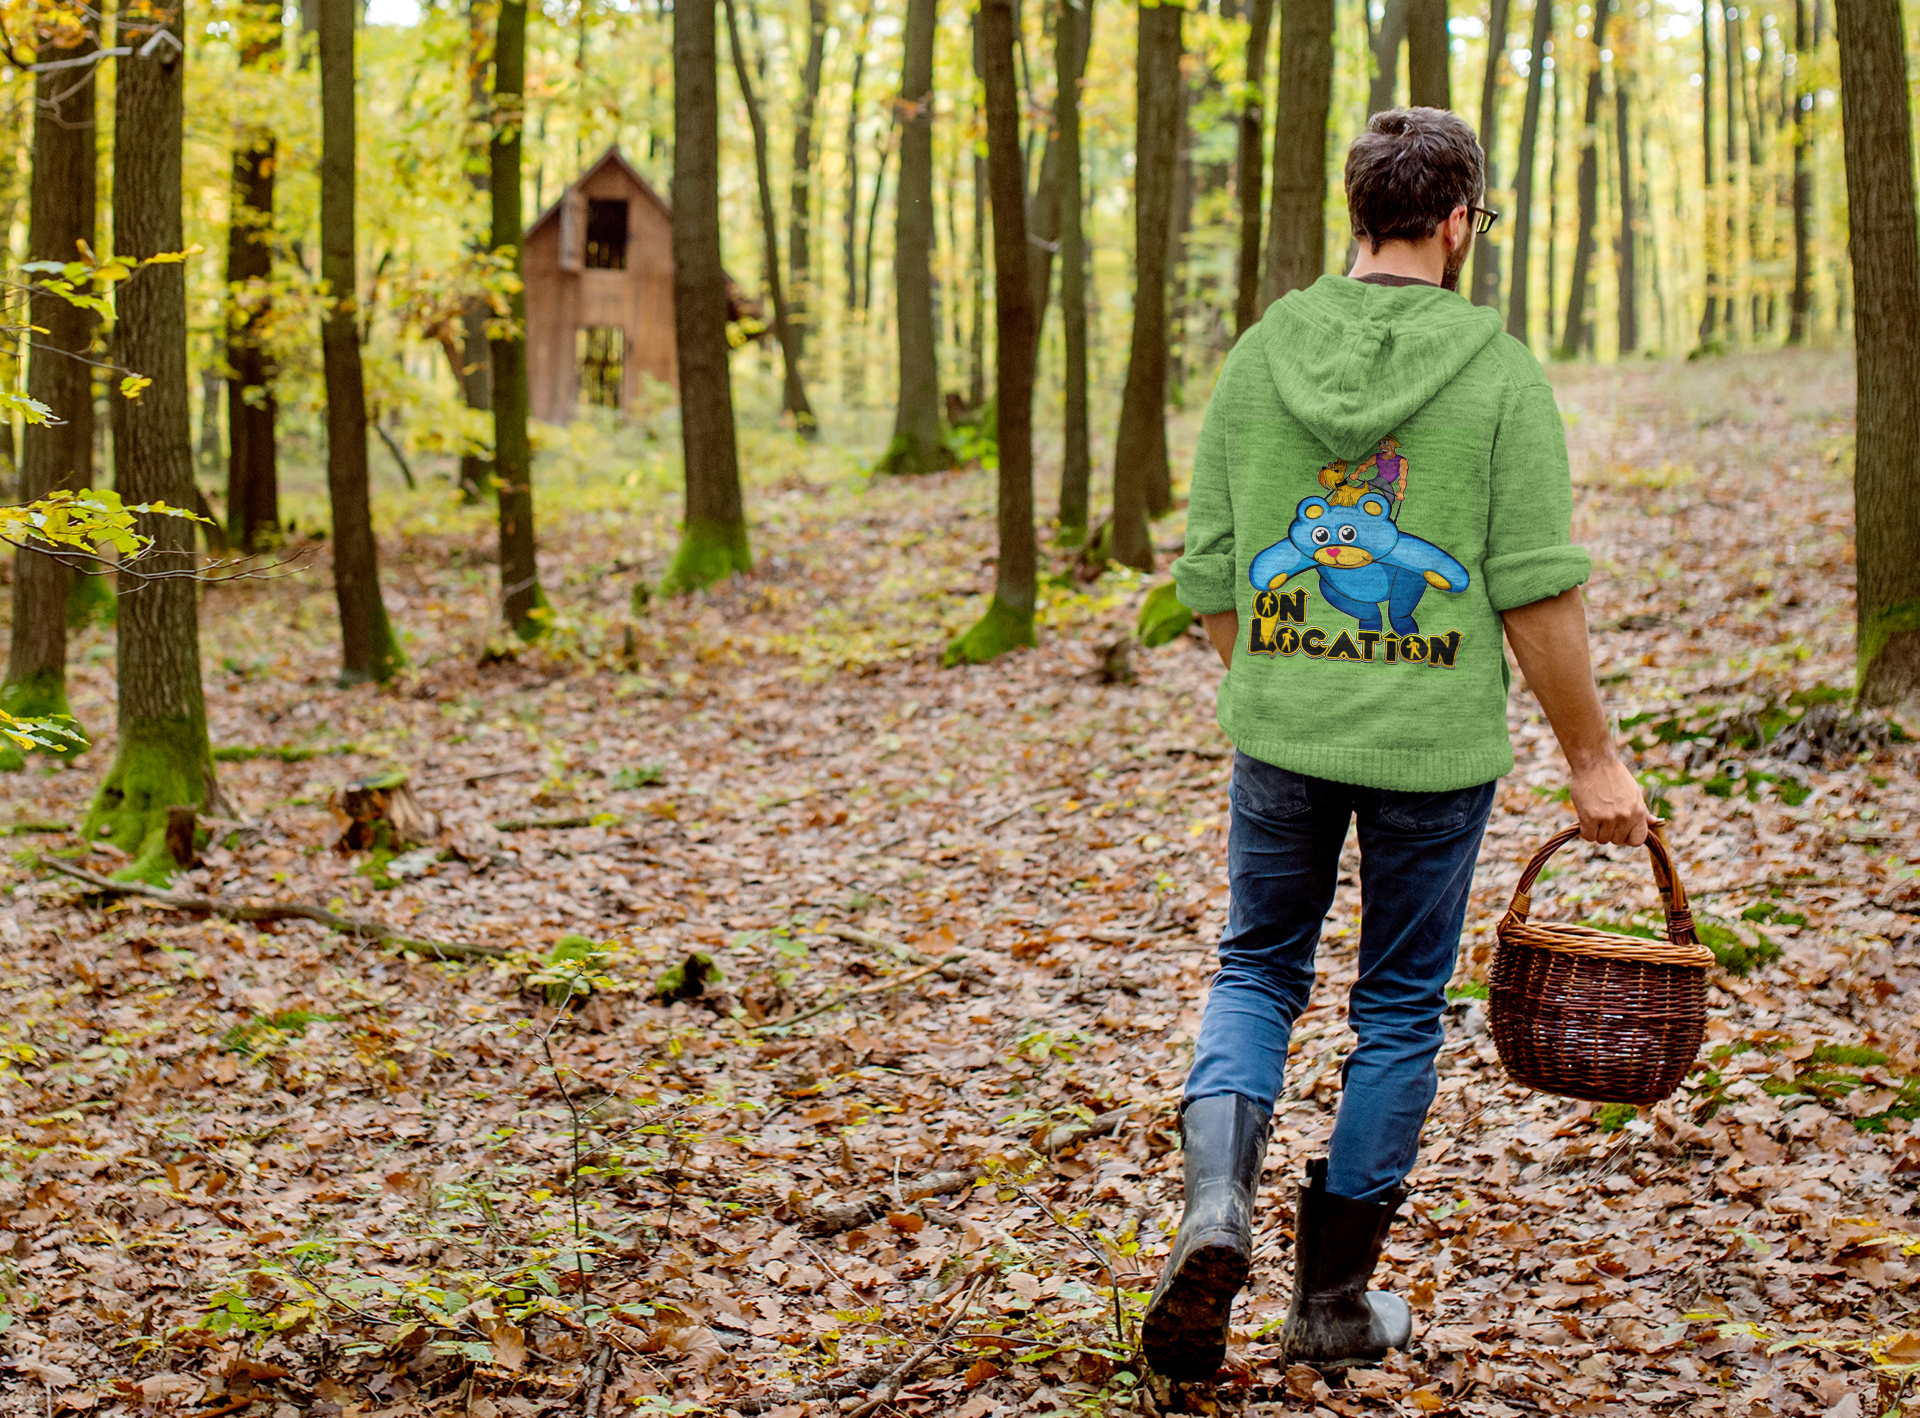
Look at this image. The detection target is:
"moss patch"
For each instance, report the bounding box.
[942,596,1037,668]
[81,717,213,885]
[0,669,86,773]
[659,518,752,597]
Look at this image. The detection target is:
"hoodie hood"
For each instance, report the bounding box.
[1260,274,1503,463]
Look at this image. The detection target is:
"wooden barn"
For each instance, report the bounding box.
[522,146,675,424]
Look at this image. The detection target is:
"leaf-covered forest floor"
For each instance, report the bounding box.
[2,347,1917,1418]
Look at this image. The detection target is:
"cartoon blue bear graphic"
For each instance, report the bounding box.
[1248,493,1468,635]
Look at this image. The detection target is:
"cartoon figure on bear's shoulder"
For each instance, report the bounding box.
[1249,492,1467,636]
[1318,437,1407,509]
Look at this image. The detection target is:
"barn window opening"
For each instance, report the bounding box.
[578,326,625,409]
[584,198,629,269]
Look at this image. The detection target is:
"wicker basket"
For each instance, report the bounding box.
[1488,826,1715,1105]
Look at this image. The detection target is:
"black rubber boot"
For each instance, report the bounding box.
[1280,1157,1413,1369]
[1140,1094,1271,1382]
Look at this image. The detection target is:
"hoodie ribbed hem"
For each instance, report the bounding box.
[1224,728,1513,794]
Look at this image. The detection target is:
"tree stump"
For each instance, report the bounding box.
[334,770,439,852]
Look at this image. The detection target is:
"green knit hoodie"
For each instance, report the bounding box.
[1171,274,1590,791]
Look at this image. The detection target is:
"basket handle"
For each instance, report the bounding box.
[1502,822,1697,947]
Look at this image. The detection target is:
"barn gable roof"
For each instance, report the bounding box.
[525,144,671,240]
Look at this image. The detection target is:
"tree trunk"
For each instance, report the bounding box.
[1056,0,1093,541]
[969,147,987,408]
[455,0,493,505]
[1722,1,1738,336]
[1546,40,1560,341]
[1233,0,1274,334]
[1787,0,1812,343]
[944,0,1038,665]
[1166,72,1197,398]
[663,0,751,593]
[1469,0,1510,309]
[1262,0,1332,303]
[225,0,280,549]
[1367,0,1408,115]
[1505,0,1550,341]
[85,0,219,884]
[1109,0,1181,569]
[787,0,827,364]
[844,0,873,314]
[319,0,401,686]
[1837,0,1920,708]
[882,0,947,473]
[724,0,815,435]
[2,18,98,770]
[1556,0,1608,359]
[1699,0,1717,341]
[1406,0,1449,110]
[490,0,545,632]
[1614,72,1637,354]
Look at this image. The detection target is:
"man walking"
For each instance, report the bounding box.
[1148,108,1652,1379]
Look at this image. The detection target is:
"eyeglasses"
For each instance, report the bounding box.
[1468,205,1501,234]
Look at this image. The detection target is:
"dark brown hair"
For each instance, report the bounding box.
[1344,107,1485,252]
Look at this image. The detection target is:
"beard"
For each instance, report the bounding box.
[1441,227,1473,292]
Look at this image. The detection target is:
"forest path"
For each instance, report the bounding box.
[1,347,1914,1417]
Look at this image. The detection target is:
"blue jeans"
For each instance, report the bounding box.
[1185,752,1496,1203]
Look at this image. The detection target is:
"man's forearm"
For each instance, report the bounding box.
[1501,587,1614,767]
[1503,586,1651,845]
[1201,610,1238,670]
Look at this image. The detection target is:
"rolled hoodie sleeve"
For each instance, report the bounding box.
[1483,379,1591,612]
[1171,365,1238,615]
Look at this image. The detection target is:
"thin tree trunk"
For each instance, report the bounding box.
[1787,0,1812,343]
[788,0,827,364]
[945,0,1037,665]
[882,0,946,473]
[1699,0,1717,341]
[1407,0,1449,109]
[1166,73,1194,396]
[1057,0,1093,541]
[1546,44,1560,341]
[1367,0,1408,115]
[455,0,493,504]
[844,0,873,314]
[1723,1,1740,335]
[664,0,751,593]
[86,0,220,881]
[1614,70,1637,354]
[1233,0,1274,334]
[1505,0,1550,341]
[1262,0,1333,303]
[969,148,987,408]
[3,18,98,763]
[1110,0,1182,567]
[1469,0,1511,309]
[319,0,400,685]
[725,0,816,434]
[1837,0,1920,707]
[1025,4,1064,367]
[1556,0,1607,358]
[490,0,544,631]
[225,0,277,549]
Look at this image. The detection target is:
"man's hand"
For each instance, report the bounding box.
[1201,610,1238,671]
[1503,587,1653,848]
[1570,754,1652,846]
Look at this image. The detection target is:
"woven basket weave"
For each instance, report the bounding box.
[1489,826,1714,1106]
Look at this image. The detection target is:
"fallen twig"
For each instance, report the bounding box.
[847,1274,989,1418]
[494,814,607,833]
[36,856,508,959]
[820,924,979,981]
[581,1340,615,1418]
[751,952,966,1033]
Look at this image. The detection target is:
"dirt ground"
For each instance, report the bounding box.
[1,346,1916,1417]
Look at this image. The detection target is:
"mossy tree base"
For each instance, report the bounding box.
[340,603,409,687]
[943,596,1037,667]
[82,721,212,885]
[660,519,752,597]
[873,431,957,477]
[0,670,85,773]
